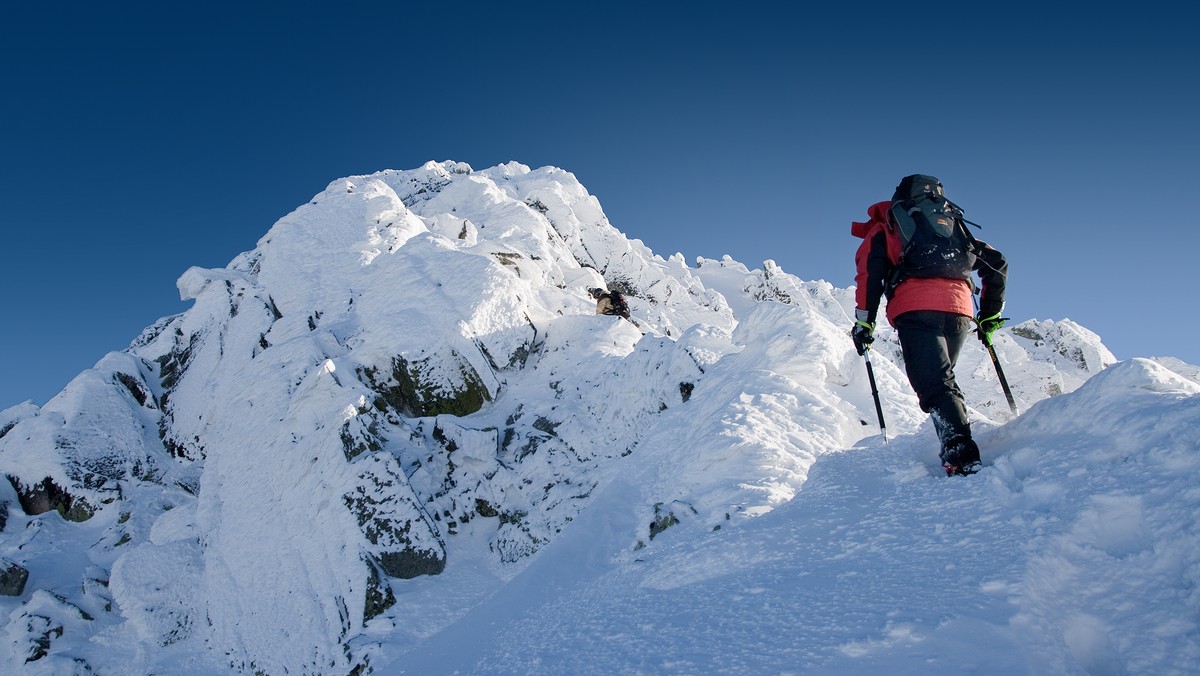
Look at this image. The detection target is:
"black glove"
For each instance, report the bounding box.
[851,309,875,355]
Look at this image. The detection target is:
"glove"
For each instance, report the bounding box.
[851,309,875,355]
[976,312,1007,344]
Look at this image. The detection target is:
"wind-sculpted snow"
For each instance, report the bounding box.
[391,359,1200,675]
[0,161,1141,674]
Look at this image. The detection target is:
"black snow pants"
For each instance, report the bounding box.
[893,310,975,447]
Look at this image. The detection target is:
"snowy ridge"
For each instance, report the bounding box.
[4,161,1190,675]
[392,357,1199,675]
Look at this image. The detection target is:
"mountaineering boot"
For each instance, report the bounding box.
[940,436,982,476]
[947,460,982,477]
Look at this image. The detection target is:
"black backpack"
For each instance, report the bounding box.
[888,174,977,284]
[608,291,631,319]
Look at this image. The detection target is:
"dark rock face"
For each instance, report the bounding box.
[363,560,397,622]
[360,353,492,419]
[342,456,448,580]
[0,558,29,596]
[7,475,95,522]
[649,502,680,540]
[377,548,446,579]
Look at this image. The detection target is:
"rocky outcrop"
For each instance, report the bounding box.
[0,558,29,596]
[7,475,95,522]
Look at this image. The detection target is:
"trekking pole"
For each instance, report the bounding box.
[863,348,888,444]
[979,329,1019,416]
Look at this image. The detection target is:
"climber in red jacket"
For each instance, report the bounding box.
[851,175,1008,476]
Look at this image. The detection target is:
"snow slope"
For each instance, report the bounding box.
[4,161,1191,675]
[385,357,1200,675]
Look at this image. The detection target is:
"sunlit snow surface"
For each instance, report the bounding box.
[3,162,1195,674]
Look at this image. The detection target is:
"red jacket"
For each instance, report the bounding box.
[853,201,1007,325]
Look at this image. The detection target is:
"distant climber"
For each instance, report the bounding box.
[589,288,631,320]
[850,175,1008,476]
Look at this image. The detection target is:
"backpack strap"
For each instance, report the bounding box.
[888,201,919,246]
[881,212,908,299]
[946,201,981,250]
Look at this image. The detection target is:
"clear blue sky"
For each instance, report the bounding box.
[2,1,1196,409]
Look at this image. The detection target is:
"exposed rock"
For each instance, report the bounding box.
[343,455,446,579]
[1,558,29,596]
[114,372,152,408]
[7,475,95,522]
[474,498,498,518]
[649,502,680,540]
[360,352,492,418]
[649,501,698,541]
[376,548,446,580]
[363,559,396,623]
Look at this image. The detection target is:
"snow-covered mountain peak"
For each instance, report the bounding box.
[2,161,1178,675]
